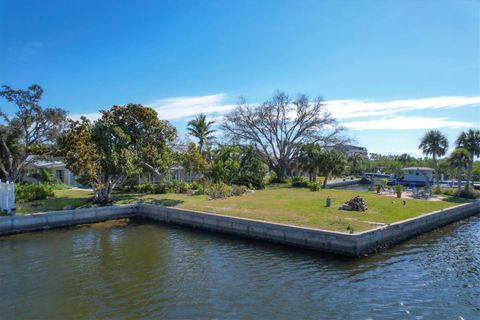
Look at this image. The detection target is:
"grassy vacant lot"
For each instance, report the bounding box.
[15,185,468,232]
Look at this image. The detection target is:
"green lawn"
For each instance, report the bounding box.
[15,185,469,233]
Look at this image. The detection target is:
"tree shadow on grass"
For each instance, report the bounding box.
[441,196,472,204]
[113,193,184,207]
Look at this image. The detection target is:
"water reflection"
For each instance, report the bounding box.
[0,215,478,319]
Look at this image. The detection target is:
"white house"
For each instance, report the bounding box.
[402,167,434,184]
[22,157,84,187]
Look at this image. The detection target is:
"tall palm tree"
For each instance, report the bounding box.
[448,148,471,195]
[348,153,365,176]
[419,130,449,191]
[187,113,216,153]
[456,129,480,191]
[320,150,346,188]
[297,143,322,182]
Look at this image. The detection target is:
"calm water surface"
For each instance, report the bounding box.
[0,215,479,319]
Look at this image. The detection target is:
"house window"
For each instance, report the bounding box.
[55,170,64,182]
[409,170,414,174]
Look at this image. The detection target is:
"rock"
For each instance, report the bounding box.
[63,205,75,210]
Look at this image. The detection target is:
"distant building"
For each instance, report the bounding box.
[402,167,434,184]
[344,145,368,158]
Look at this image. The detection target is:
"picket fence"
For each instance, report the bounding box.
[0,180,15,214]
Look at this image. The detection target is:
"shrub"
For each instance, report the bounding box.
[154,183,168,194]
[15,183,55,202]
[433,187,479,199]
[191,179,208,195]
[207,182,233,199]
[457,189,480,199]
[291,176,308,188]
[135,183,156,194]
[172,181,190,194]
[309,182,320,192]
[232,185,248,196]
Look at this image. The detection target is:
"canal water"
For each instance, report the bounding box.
[0,216,478,319]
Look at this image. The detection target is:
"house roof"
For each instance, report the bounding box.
[402,167,434,171]
[32,160,66,169]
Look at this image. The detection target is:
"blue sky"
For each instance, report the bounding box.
[0,0,479,156]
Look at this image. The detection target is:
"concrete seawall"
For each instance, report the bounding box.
[0,201,479,256]
[0,205,137,236]
[325,179,362,188]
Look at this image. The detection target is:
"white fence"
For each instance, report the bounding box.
[0,180,15,214]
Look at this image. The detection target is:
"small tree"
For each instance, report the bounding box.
[179,143,209,180]
[419,130,449,191]
[296,143,323,182]
[0,84,67,182]
[448,148,471,195]
[320,149,346,188]
[456,129,480,191]
[348,153,366,176]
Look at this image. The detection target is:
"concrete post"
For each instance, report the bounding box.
[0,180,5,211]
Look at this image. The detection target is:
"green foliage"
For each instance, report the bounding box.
[291,176,308,188]
[206,182,233,199]
[232,185,248,196]
[187,113,216,153]
[57,104,176,204]
[15,183,54,202]
[296,143,323,182]
[309,181,320,191]
[0,84,67,182]
[320,149,347,188]
[180,143,209,176]
[456,189,479,199]
[40,169,54,184]
[206,145,266,189]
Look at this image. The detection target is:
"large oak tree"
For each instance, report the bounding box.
[57,104,176,204]
[222,92,347,180]
[0,84,67,182]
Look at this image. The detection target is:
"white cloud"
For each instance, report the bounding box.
[326,96,480,119]
[147,94,235,120]
[70,93,234,122]
[69,112,102,122]
[344,116,474,130]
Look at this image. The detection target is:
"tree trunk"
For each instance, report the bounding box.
[457,167,462,195]
[322,172,330,189]
[277,162,288,181]
[465,160,473,192]
[433,154,440,192]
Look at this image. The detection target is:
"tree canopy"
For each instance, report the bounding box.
[0,84,67,182]
[57,104,176,204]
[222,92,347,179]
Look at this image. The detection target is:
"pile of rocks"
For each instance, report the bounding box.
[339,196,368,212]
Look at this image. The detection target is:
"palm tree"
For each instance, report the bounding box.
[456,129,480,191]
[297,143,322,182]
[448,148,471,195]
[348,153,365,176]
[419,130,449,191]
[320,150,346,188]
[187,113,216,153]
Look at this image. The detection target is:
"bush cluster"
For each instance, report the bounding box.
[309,182,320,191]
[206,183,248,199]
[135,181,191,194]
[16,183,55,202]
[434,187,480,199]
[290,176,309,188]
